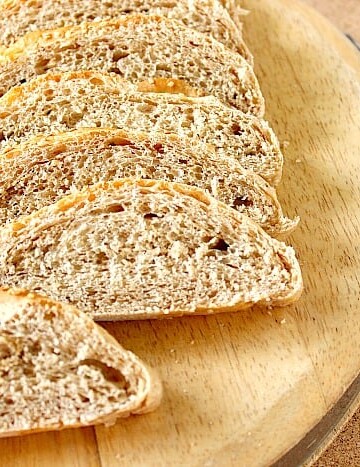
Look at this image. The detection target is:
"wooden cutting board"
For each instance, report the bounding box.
[1,0,360,465]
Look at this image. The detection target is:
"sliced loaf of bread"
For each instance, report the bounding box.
[0,128,298,235]
[0,71,280,184]
[0,0,252,63]
[0,287,162,437]
[0,179,303,320]
[0,16,264,114]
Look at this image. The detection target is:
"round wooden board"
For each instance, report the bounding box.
[2,0,360,465]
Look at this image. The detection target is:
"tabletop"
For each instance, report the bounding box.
[301,1,359,465]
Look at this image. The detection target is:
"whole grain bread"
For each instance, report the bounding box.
[0,0,252,63]
[0,179,303,320]
[0,128,297,236]
[0,16,264,114]
[0,71,280,184]
[0,287,162,438]
[220,0,248,28]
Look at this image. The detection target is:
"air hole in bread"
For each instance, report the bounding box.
[178,159,188,164]
[232,196,254,208]
[0,340,11,359]
[113,51,129,61]
[79,359,129,389]
[106,138,133,147]
[144,213,159,220]
[48,374,63,382]
[231,123,244,136]
[43,89,54,97]
[4,398,14,405]
[153,143,164,154]
[89,77,104,85]
[34,58,50,74]
[95,252,108,264]
[109,67,123,75]
[209,238,230,251]
[156,64,171,72]
[23,366,35,377]
[104,204,124,213]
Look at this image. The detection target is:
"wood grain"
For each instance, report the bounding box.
[303,0,360,42]
[0,0,359,465]
[299,2,360,464]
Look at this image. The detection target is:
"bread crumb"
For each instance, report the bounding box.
[295,159,302,163]
[170,348,175,353]
[280,318,286,324]
[267,311,272,316]
[190,340,195,345]
[282,140,290,149]
[167,81,174,88]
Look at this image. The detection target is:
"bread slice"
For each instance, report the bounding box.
[0,287,162,438]
[0,128,298,236]
[0,16,264,114]
[0,179,303,320]
[0,0,253,64]
[0,71,280,184]
[220,1,248,29]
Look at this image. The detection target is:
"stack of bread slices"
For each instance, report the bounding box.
[0,0,303,437]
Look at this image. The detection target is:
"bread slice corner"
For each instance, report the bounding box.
[0,287,162,437]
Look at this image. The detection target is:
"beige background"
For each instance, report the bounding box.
[302,1,359,465]
[304,0,360,42]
